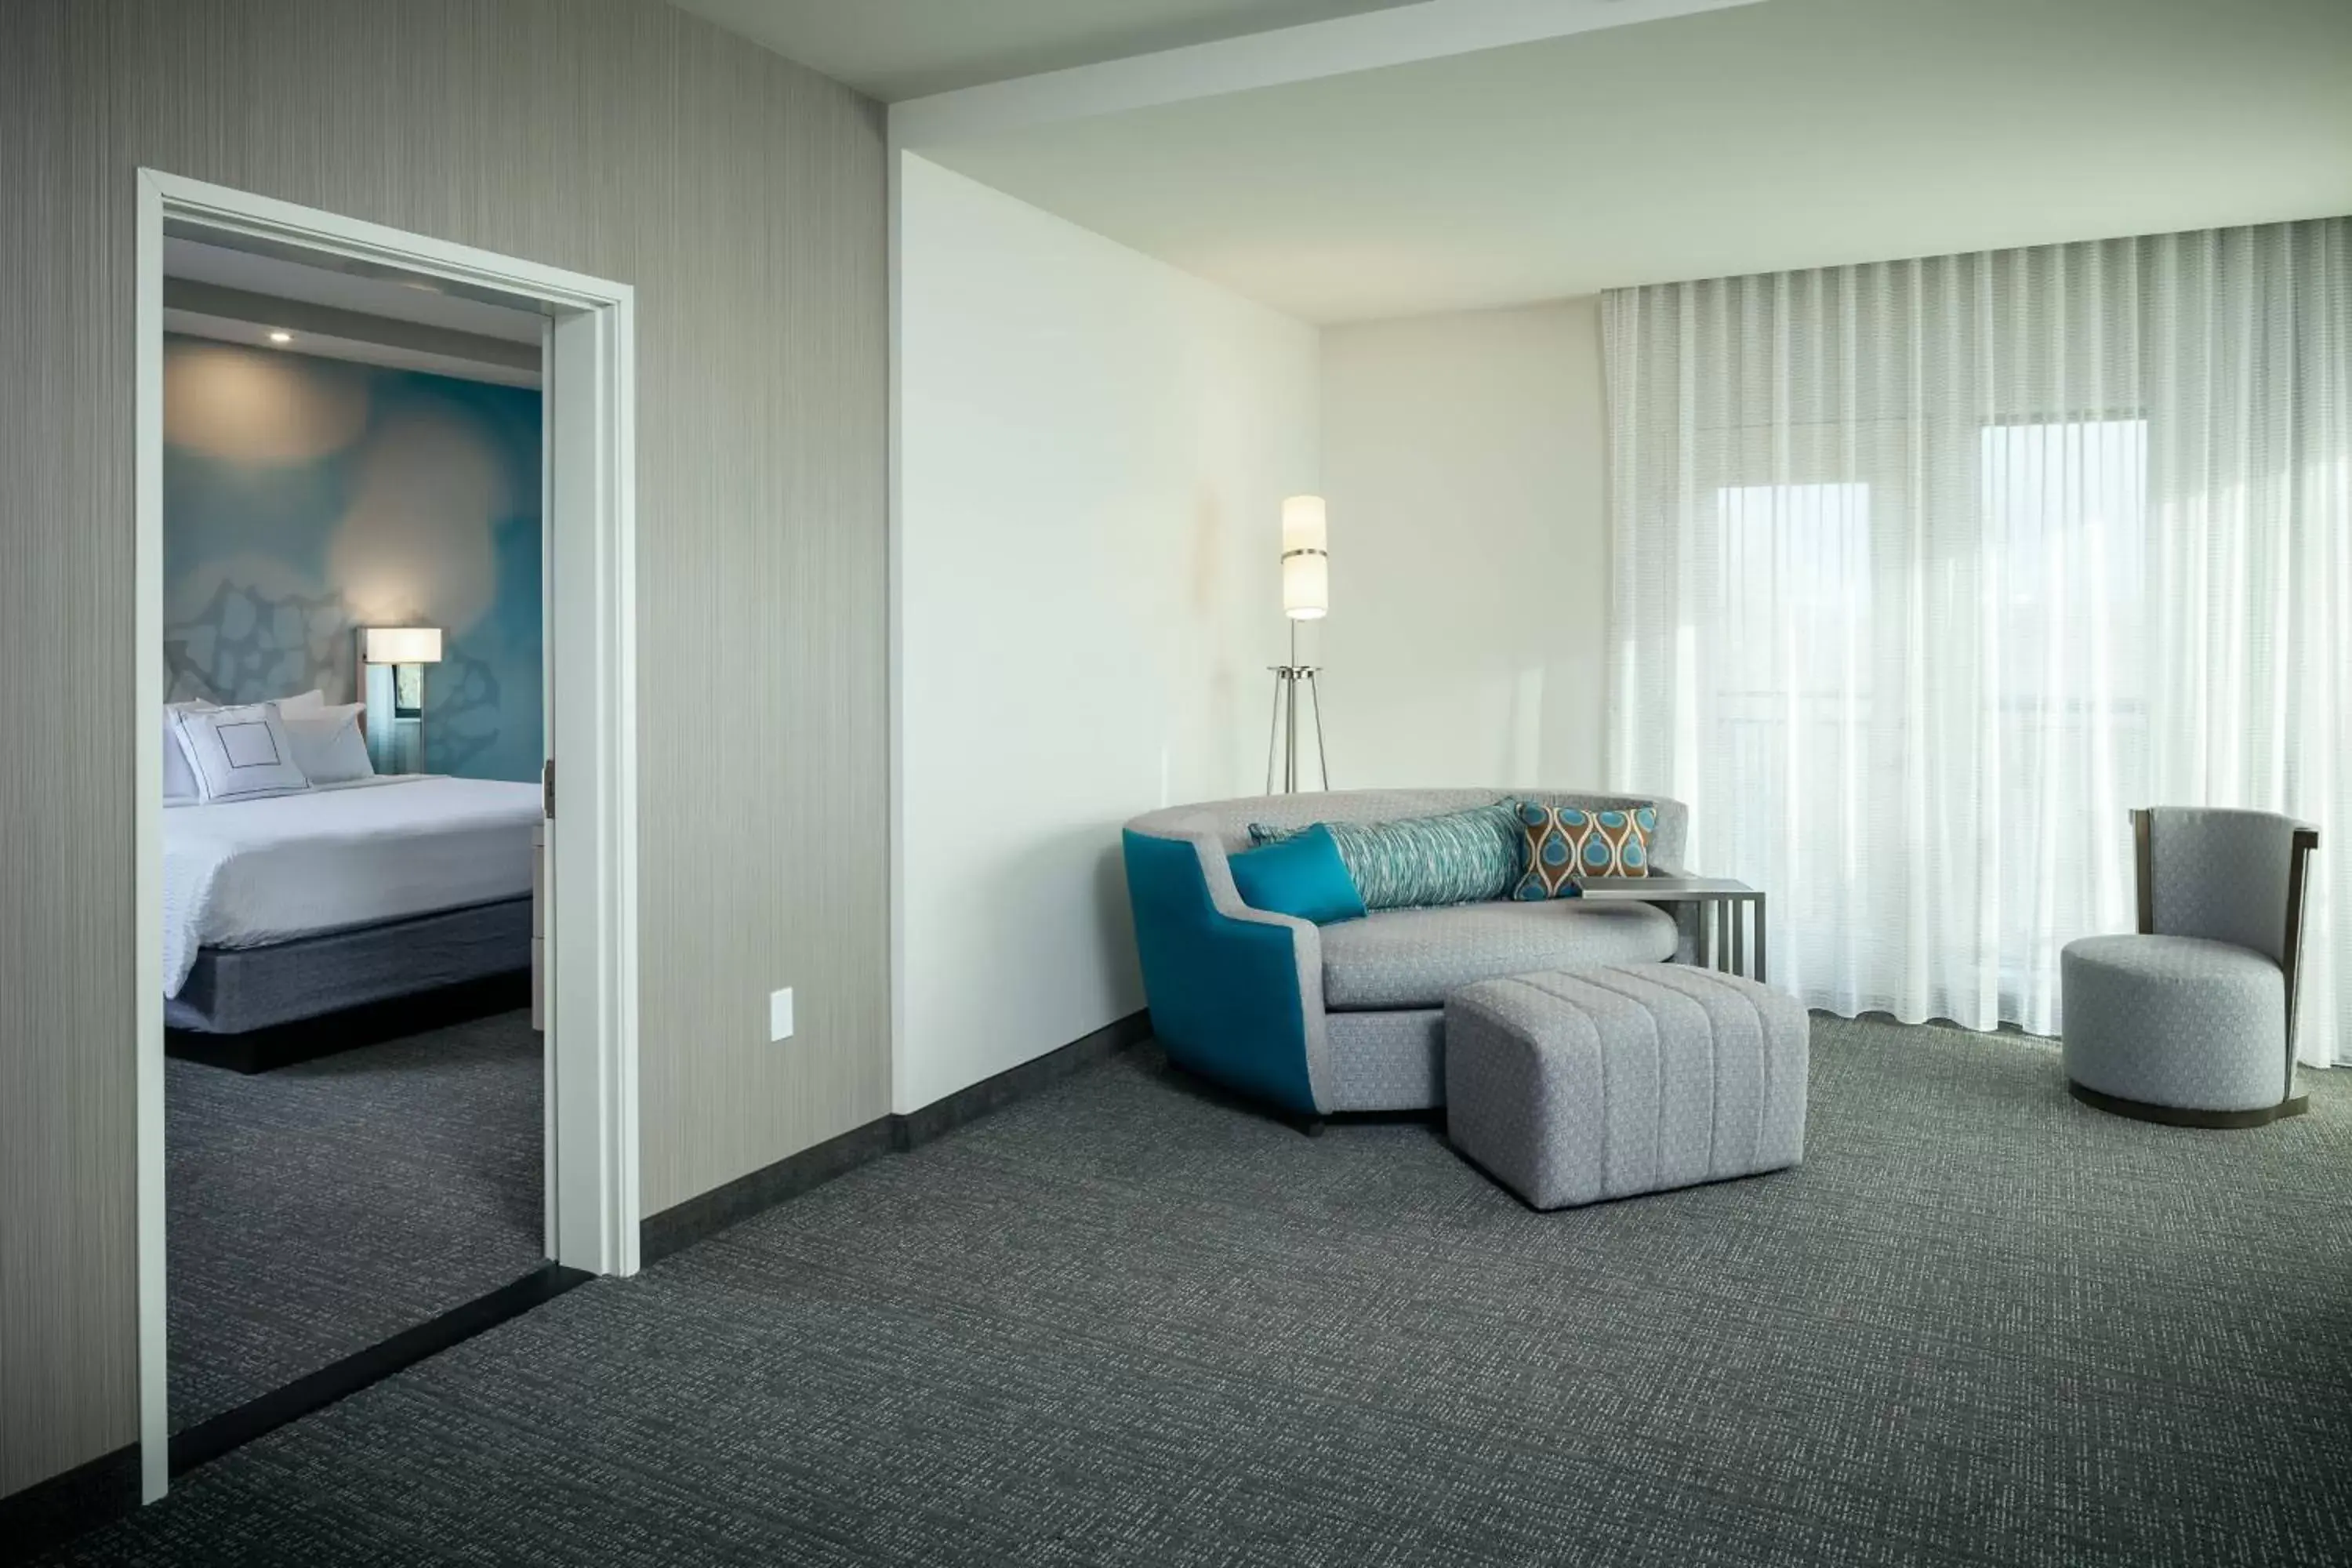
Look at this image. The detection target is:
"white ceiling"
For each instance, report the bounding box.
[672,0,1421,101]
[165,238,547,343]
[906,0,2352,323]
[161,307,542,388]
[163,238,546,385]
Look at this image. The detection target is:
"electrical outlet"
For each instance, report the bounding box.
[768,987,795,1042]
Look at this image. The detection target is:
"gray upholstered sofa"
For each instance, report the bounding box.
[1121,789,1690,1118]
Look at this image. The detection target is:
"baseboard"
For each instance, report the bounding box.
[641,1010,1151,1266]
[891,1008,1153,1150]
[170,1262,590,1479]
[168,971,531,1073]
[637,1116,901,1266]
[0,1444,140,1566]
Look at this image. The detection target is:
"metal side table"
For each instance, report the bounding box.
[1577,876,1766,982]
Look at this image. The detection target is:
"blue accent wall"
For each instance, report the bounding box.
[161,335,543,781]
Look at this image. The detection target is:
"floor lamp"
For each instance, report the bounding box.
[1268,495,1332,793]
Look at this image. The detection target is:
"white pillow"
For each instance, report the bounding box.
[163,699,217,802]
[169,702,312,800]
[283,703,373,786]
[276,688,327,716]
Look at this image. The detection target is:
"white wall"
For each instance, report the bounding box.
[1317,299,1610,791]
[895,154,1320,1113]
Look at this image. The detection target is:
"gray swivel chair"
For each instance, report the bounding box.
[2062,808,2320,1127]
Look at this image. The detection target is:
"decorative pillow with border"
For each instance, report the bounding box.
[169,702,311,800]
[163,699,217,803]
[1511,802,1657,900]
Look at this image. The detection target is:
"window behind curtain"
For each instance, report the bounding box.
[1606,220,2348,1061]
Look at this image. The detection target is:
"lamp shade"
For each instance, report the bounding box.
[1280,495,1328,620]
[363,626,444,665]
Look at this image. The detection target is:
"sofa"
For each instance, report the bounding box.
[1121,789,1693,1117]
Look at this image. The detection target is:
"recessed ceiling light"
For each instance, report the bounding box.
[267,329,292,343]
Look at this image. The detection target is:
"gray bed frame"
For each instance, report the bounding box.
[166,897,533,1073]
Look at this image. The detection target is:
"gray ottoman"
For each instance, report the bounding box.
[1445,964,1808,1210]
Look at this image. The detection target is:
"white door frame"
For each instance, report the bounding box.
[133,169,641,1503]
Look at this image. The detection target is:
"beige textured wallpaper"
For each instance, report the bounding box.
[0,0,887,1497]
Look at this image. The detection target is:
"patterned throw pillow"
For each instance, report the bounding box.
[1511,802,1658,901]
[1248,801,1524,910]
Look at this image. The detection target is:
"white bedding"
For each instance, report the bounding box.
[162,775,542,997]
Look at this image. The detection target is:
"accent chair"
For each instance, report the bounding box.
[2061,807,2320,1127]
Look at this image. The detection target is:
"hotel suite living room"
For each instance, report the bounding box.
[5,1,2351,1564]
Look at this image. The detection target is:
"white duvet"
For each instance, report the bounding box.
[162,775,542,997]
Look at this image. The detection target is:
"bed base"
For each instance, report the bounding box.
[168,972,531,1073]
[166,898,533,1073]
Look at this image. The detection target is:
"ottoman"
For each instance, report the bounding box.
[1445,964,1808,1210]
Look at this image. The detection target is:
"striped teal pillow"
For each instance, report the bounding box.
[1249,801,1524,910]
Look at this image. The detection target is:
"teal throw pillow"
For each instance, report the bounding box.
[1249,801,1524,910]
[1226,824,1367,925]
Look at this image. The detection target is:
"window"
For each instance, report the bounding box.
[1978,418,2151,1002]
[1715,481,1872,700]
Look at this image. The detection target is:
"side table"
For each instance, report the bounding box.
[1577,875,1766,982]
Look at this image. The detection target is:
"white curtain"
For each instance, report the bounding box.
[1604,218,2350,1065]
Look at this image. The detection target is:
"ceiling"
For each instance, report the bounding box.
[165,239,546,343]
[904,0,2352,323]
[164,238,545,385]
[671,0,1421,101]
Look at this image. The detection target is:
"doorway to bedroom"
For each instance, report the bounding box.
[156,232,553,1452]
[136,172,641,1499]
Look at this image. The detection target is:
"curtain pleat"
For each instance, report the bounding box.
[1605,218,2350,1065]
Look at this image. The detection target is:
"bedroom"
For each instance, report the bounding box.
[154,236,555,1456]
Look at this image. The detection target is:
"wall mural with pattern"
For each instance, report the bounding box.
[162,335,543,782]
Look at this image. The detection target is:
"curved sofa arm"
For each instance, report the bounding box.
[1121,826,1330,1116]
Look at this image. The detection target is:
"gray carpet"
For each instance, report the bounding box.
[67,1016,2352,1564]
[167,1010,545,1429]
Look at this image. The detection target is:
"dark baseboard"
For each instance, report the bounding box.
[168,971,532,1074]
[170,1262,590,1479]
[891,1008,1152,1149]
[641,1010,1151,1266]
[638,1116,902,1267]
[0,1444,140,1566]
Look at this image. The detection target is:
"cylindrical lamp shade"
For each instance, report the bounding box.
[363,626,444,664]
[1280,495,1328,619]
[1282,553,1328,620]
[1281,494,1327,556]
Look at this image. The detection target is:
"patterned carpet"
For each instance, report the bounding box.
[64,1016,2352,1564]
[167,1010,545,1429]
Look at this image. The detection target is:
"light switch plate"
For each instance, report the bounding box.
[768,987,794,1042]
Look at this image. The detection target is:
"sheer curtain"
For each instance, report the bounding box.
[1604,219,2350,1065]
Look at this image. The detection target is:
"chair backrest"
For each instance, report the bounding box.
[2138,807,2318,972]
[1127,788,1690,873]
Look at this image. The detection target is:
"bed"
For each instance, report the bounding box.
[164,775,543,1070]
